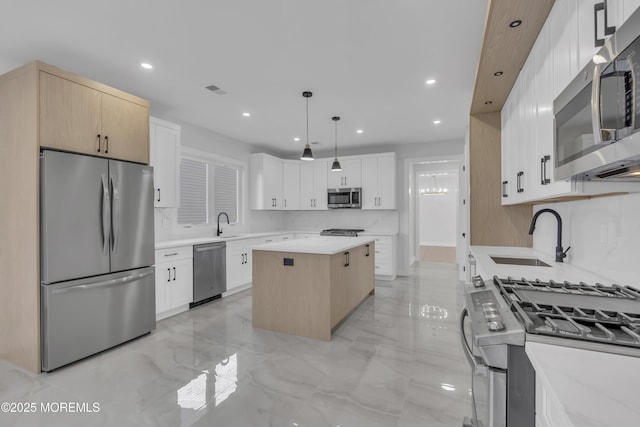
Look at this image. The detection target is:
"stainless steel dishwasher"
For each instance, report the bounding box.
[192,242,226,307]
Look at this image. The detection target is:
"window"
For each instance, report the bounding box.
[175,148,245,230]
[177,158,208,226]
[213,165,239,224]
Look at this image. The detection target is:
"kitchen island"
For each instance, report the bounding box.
[252,237,375,340]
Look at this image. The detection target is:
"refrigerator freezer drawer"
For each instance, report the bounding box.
[41,267,156,371]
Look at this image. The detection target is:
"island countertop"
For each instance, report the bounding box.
[253,236,374,255]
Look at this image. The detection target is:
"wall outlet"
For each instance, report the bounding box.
[599,223,608,244]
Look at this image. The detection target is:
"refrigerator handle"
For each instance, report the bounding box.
[110,175,120,253]
[51,270,154,295]
[101,174,110,254]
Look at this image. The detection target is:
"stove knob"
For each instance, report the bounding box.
[471,275,485,288]
[487,318,505,332]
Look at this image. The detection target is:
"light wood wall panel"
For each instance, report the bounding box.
[469,113,533,247]
[0,63,40,372]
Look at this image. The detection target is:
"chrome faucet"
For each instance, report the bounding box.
[217,212,229,237]
[528,208,570,262]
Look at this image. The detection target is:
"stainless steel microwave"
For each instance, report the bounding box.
[327,187,361,209]
[554,6,640,181]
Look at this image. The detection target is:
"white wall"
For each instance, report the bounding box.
[532,193,640,285]
[418,173,458,246]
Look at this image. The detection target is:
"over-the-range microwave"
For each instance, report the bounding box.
[327,187,361,209]
[554,6,640,181]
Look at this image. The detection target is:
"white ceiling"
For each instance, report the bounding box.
[0,0,488,155]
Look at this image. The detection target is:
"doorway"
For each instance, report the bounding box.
[417,170,459,263]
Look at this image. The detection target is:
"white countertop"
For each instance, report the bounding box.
[469,245,613,285]
[253,236,375,255]
[156,230,397,250]
[526,342,640,427]
[155,231,291,250]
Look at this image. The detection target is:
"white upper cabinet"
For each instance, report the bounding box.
[282,161,300,210]
[361,154,396,209]
[328,158,361,188]
[552,0,580,99]
[623,0,640,21]
[150,117,180,208]
[535,14,576,200]
[299,160,328,210]
[250,153,283,210]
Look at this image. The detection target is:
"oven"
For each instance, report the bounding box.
[327,187,361,209]
[461,277,534,427]
[462,274,640,426]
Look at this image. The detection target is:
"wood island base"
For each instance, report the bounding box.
[252,241,375,341]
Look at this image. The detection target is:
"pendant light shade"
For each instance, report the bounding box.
[331,116,342,171]
[300,91,314,161]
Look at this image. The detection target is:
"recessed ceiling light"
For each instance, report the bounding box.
[356,129,364,134]
[426,79,436,85]
[433,120,441,125]
[485,101,493,105]
[140,62,153,70]
[293,137,300,142]
[242,112,251,117]
[494,71,503,76]
[510,20,522,28]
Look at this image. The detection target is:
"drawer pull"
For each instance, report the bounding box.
[164,253,178,257]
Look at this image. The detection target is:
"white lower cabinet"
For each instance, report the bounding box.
[226,238,260,292]
[155,246,193,320]
[368,235,397,280]
[535,373,574,427]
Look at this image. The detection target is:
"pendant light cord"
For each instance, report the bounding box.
[306,96,309,146]
[334,120,338,157]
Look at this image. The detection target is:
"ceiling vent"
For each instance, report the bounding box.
[205,84,227,95]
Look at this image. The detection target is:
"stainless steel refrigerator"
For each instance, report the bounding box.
[40,150,156,371]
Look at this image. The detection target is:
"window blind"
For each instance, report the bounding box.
[213,166,238,223]
[177,158,208,225]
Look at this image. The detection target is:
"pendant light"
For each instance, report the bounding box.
[300,91,314,161]
[331,116,342,171]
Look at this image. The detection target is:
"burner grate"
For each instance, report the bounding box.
[494,276,640,349]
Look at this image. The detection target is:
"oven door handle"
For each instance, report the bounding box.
[460,307,488,374]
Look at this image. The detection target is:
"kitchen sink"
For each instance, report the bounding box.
[490,256,551,267]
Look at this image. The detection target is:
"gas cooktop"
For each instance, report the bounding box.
[320,229,365,237]
[494,277,640,350]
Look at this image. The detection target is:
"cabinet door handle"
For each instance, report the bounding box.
[344,251,350,267]
[502,181,508,198]
[594,1,616,48]
[516,172,524,193]
[157,188,161,202]
[541,155,551,185]
[365,244,370,257]
[164,252,178,257]
[284,199,287,208]
[241,254,245,264]
[96,134,101,153]
[104,136,109,154]
[167,268,171,282]
[173,267,176,281]
[244,253,248,264]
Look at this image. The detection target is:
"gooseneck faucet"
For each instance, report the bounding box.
[217,212,230,237]
[528,208,570,262]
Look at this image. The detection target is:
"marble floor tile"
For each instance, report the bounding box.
[0,262,471,426]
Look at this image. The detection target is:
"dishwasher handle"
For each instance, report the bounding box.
[194,243,226,252]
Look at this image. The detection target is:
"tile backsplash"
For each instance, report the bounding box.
[533,193,640,286]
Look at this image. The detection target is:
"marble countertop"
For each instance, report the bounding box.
[253,236,375,255]
[526,342,640,427]
[156,230,398,250]
[155,231,291,249]
[469,245,613,285]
